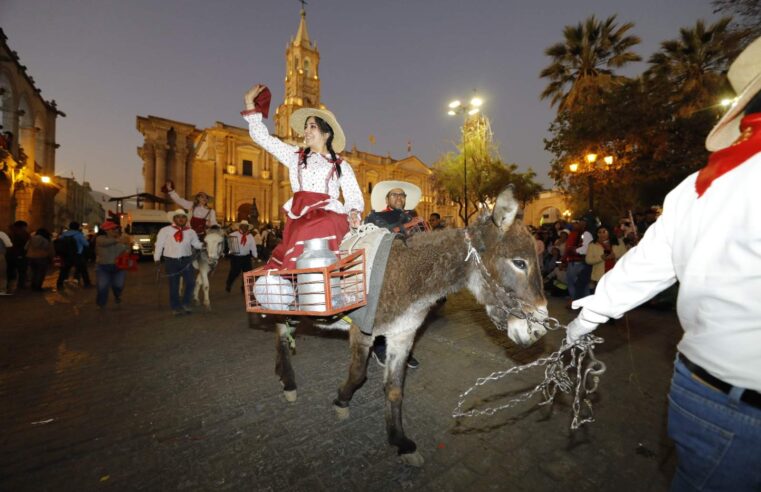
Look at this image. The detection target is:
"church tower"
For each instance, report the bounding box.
[274,8,323,140]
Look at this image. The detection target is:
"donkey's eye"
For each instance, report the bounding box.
[511,259,528,271]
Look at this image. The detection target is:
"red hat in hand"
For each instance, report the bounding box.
[160,180,175,193]
[254,86,272,118]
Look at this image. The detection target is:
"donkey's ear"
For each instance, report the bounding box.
[492,186,519,231]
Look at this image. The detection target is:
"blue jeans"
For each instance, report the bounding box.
[96,264,125,306]
[668,357,761,491]
[566,261,591,300]
[165,257,194,310]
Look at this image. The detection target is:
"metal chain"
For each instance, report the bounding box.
[454,231,607,430]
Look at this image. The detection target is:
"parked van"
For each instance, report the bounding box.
[123,209,171,257]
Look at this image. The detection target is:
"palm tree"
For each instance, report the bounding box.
[645,18,744,117]
[540,15,642,112]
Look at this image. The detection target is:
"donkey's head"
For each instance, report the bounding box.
[203,228,226,268]
[467,187,548,347]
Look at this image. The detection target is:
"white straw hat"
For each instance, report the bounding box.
[166,209,189,222]
[706,37,761,151]
[290,107,346,154]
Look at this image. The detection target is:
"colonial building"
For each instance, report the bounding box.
[0,29,63,231]
[52,177,105,232]
[136,10,458,226]
[522,190,571,227]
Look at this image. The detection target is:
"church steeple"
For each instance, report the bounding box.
[294,8,310,46]
[275,8,323,141]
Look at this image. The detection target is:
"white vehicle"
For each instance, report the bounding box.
[123,209,171,257]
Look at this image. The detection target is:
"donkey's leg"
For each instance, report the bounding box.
[274,321,297,402]
[384,330,424,466]
[193,271,202,305]
[333,324,372,420]
[201,270,211,309]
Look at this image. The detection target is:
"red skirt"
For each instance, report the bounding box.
[265,191,349,270]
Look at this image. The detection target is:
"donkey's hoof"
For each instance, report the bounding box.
[334,404,350,420]
[399,451,425,467]
[283,390,298,402]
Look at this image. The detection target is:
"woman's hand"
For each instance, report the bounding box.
[349,210,362,229]
[244,84,266,111]
[165,180,174,192]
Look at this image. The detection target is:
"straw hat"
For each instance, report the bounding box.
[370,180,422,212]
[236,220,252,230]
[706,37,761,151]
[166,209,189,222]
[290,107,346,153]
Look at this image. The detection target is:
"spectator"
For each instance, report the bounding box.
[226,220,257,293]
[26,228,55,291]
[562,217,593,309]
[95,221,131,307]
[253,228,263,259]
[585,225,627,291]
[429,212,446,231]
[7,220,30,291]
[0,229,12,295]
[56,221,92,289]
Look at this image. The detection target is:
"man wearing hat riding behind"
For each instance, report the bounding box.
[225,220,257,293]
[566,38,761,490]
[364,180,427,369]
[154,209,204,315]
[241,84,363,271]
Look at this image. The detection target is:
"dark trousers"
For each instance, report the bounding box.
[165,256,194,310]
[6,254,28,289]
[226,255,252,290]
[96,264,125,306]
[57,254,92,288]
[29,258,49,290]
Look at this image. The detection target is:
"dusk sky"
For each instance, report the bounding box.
[3,0,720,195]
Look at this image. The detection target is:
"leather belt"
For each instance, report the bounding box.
[679,353,761,410]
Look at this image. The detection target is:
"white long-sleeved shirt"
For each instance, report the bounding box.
[153,225,203,261]
[244,112,364,216]
[576,153,761,392]
[228,231,257,257]
[168,191,219,227]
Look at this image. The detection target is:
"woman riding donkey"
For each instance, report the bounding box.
[164,182,218,237]
[241,84,363,270]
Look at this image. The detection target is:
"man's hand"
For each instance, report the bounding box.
[244,84,265,111]
[565,315,600,345]
[348,210,362,228]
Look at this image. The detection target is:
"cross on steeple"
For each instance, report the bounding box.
[298,0,308,12]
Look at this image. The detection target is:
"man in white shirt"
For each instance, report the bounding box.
[154,209,204,315]
[567,38,761,490]
[225,220,257,293]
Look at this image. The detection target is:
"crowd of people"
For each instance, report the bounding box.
[529,207,662,309]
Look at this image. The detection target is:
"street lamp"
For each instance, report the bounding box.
[105,186,126,213]
[569,154,614,213]
[447,94,483,226]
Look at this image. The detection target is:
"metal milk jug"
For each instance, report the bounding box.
[296,238,341,311]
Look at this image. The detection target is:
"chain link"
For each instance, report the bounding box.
[454,231,607,430]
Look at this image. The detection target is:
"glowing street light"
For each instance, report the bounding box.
[604,155,614,166]
[569,154,615,212]
[585,153,598,164]
[40,176,51,184]
[720,97,737,108]
[446,93,485,226]
[569,162,580,173]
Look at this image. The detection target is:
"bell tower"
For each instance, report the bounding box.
[274,8,323,140]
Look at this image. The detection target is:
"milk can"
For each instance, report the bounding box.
[296,238,341,311]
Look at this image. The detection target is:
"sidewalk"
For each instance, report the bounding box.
[0,259,681,490]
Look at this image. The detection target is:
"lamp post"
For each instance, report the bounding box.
[105,186,126,213]
[447,95,483,226]
[569,153,614,213]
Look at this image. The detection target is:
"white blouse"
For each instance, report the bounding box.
[244,112,364,216]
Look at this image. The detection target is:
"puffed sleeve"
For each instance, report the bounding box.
[244,112,299,170]
[338,160,364,213]
[207,209,219,227]
[168,190,194,210]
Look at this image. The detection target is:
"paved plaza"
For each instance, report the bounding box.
[1,260,682,491]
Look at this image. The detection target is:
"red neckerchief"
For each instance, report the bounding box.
[239,232,248,246]
[172,225,189,243]
[696,114,761,197]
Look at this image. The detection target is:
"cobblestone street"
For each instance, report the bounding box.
[1,260,682,491]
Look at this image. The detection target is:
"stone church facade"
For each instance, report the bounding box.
[0,29,63,232]
[136,11,459,227]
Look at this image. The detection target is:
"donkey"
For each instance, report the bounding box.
[271,187,548,466]
[192,228,225,309]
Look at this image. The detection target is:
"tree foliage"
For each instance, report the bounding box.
[433,115,542,224]
[713,0,761,40]
[539,15,641,112]
[542,17,744,223]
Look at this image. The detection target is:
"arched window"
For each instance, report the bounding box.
[303,58,311,77]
